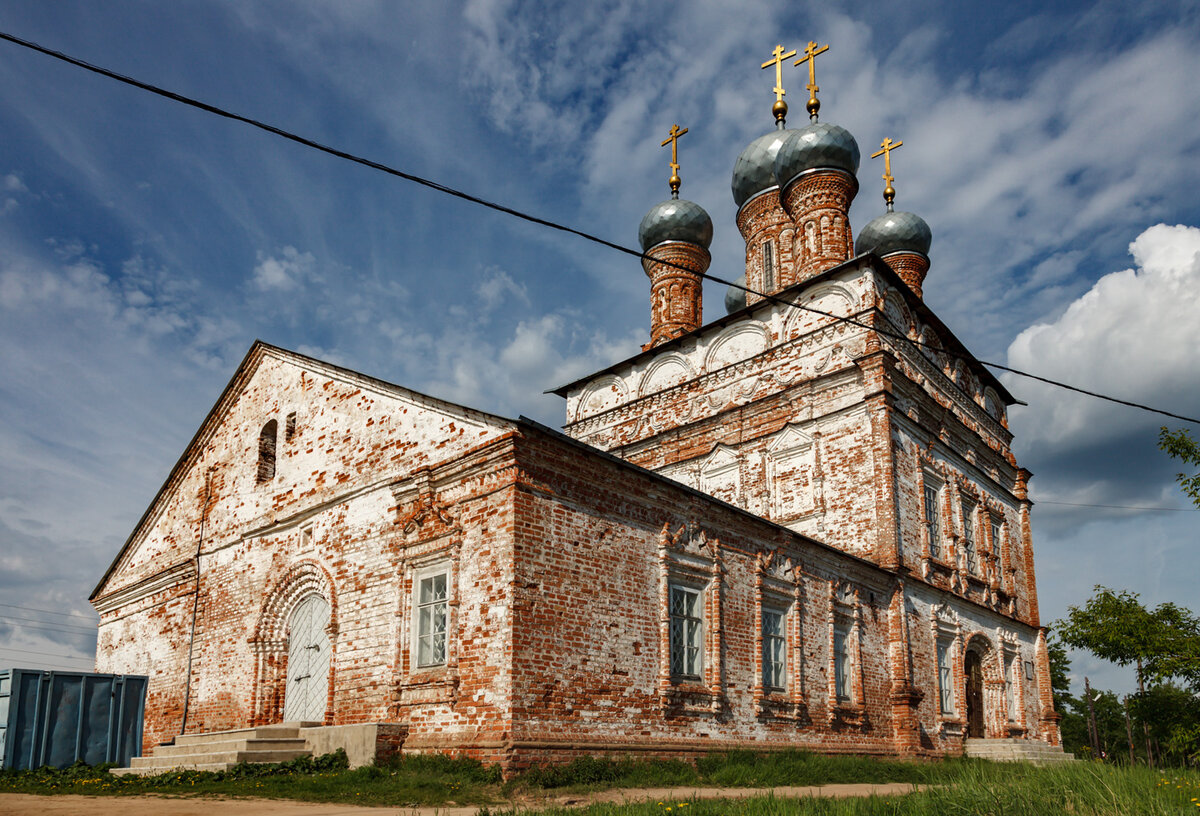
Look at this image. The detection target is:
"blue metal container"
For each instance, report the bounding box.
[0,668,147,769]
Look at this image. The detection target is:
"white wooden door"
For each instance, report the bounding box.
[282,594,331,723]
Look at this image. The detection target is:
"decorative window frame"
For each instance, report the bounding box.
[764,425,815,524]
[827,581,865,725]
[657,522,724,716]
[699,446,743,507]
[931,602,965,735]
[753,549,806,721]
[996,629,1026,734]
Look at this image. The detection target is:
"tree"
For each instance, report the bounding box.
[1159,426,1200,507]
[1058,587,1200,765]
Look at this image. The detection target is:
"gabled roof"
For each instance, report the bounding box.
[548,254,1018,405]
[90,341,512,601]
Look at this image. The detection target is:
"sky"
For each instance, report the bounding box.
[0,0,1198,699]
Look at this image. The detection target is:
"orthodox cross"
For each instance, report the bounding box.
[794,40,830,121]
[661,123,688,197]
[761,43,797,124]
[871,137,903,209]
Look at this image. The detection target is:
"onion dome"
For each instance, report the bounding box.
[725,274,748,313]
[638,198,714,251]
[731,129,792,209]
[773,122,860,191]
[856,210,932,258]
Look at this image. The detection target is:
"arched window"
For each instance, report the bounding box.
[257,420,278,483]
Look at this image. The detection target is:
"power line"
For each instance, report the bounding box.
[0,645,95,662]
[1,28,1196,427]
[0,613,97,633]
[0,618,96,637]
[1036,500,1198,512]
[0,602,97,621]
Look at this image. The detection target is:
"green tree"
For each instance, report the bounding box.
[1159,426,1200,506]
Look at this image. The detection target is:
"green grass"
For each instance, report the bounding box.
[3,749,1199,814]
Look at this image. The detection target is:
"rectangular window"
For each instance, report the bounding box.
[833,625,851,701]
[961,498,978,574]
[924,481,942,559]
[762,241,775,291]
[1004,654,1017,721]
[762,608,786,690]
[670,585,703,679]
[937,639,954,714]
[415,570,448,667]
[991,516,1004,579]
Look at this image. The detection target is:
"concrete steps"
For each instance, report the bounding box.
[111,723,318,776]
[965,737,1075,764]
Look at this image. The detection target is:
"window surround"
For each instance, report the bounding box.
[998,632,1026,733]
[931,602,965,735]
[960,497,979,577]
[657,522,724,715]
[753,549,805,720]
[827,582,865,724]
[921,471,945,564]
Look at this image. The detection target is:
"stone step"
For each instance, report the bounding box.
[172,722,318,746]
[152,738,309,757]
[130,748,311,768]
[964,738,1074,764]
[112,761,238,776]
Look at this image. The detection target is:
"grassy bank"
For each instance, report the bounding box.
[3,749,1198,813]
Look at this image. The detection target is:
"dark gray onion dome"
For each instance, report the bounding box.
[638,198,714,251]
[724,274,747,313]
[773,122,860,191]
[731,129,792,208]
[855,210,932,258]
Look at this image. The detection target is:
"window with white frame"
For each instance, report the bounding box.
[1004,653,1017,721]
[923,477,943,560]
[832,624,851,701]
[960,498,978,574]
[936,637,955,714]
[669,584,703,679]
[414,567,449,668]
[991,515,1004,581]
[762,607,787,691]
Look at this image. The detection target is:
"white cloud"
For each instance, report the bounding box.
[1005,223,1200,454]
[476,266,529,312]
[251,246,317,291]
[4,173,27,193]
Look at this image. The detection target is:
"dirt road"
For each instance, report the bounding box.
[0,783,922,815]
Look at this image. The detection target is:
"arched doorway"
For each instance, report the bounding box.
[282,593,331,722]
[964,649,985,738]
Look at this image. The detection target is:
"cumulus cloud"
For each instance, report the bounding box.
[476,266,529,313]
[1006,223,1200,455]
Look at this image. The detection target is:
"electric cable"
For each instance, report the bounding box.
[0,602,98,620]
[0,28,1196,426]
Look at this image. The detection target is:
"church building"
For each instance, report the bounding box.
[91,43,1063,770]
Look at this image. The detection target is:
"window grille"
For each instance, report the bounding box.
[924,482,942,559]
[961,499,978,574]
[416,571,448,667]
[762,609,786,690]
[669,585,703,679]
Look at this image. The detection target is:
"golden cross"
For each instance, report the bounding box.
[794,40,830,119]
[871,137,903,208]
[661,123,688,196]
[761,43,797,103]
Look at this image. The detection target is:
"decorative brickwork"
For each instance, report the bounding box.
[642,241,709,350]
[780,169,859,284]
[882,251,931,299]
[735,191,794,304]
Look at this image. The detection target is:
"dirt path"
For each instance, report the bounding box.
[0,783,923,815]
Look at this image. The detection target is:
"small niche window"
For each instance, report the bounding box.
[415,568,449,667]
[257,420,278,483]
[669,585,703,680]
[285,411,297,442]
[936,637,955,714]
[761,241,775,291]
[762,608,787,691]
[923,478,943,560]
[832,624,851,701]
[961,498,978,574]
[1004,653,1017,721]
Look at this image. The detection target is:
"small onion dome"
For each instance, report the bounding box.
[773,122,860,191]
[855,210,932,258]
[638,198,714,251]
[731,129,792,209]
[725,274,748,313]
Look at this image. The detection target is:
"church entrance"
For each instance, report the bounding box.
[965,649,985,738]
[282,594,331,723]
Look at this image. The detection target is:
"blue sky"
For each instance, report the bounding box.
[1,0,1198,697]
